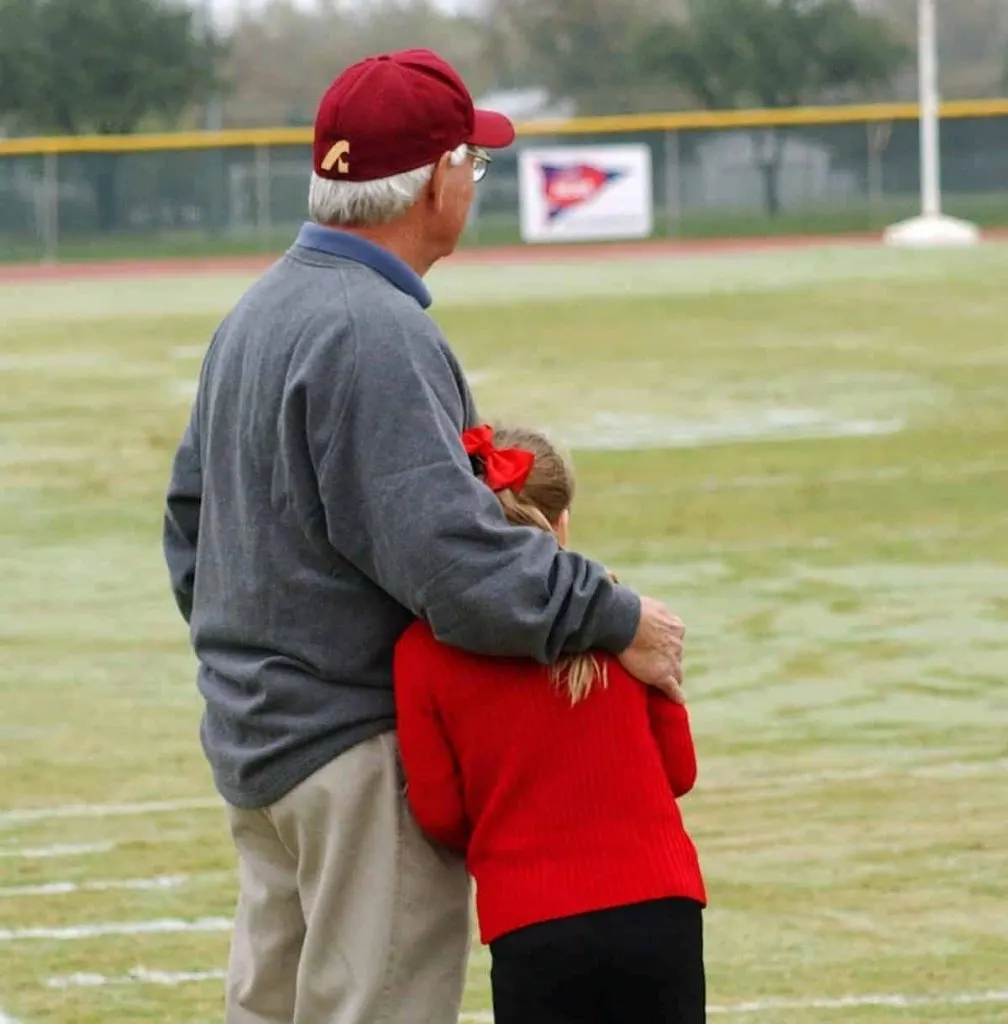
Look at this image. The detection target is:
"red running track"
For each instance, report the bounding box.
[0,228,1002,284]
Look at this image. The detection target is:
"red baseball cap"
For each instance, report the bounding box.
[313,49,516,183]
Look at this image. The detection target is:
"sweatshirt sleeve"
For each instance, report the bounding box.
[647,691,698,798]
[307,310,641,663]
[394,635,470,853]
[163,408,202,623]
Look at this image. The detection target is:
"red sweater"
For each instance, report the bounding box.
[394,622,706,945]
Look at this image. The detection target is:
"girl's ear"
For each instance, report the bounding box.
[555,509,571,548]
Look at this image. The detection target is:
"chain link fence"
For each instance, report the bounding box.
[2,108,1008,262]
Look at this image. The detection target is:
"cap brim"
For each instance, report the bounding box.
[469,109,516,149]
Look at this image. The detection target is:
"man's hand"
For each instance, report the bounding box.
[617,596,686,702]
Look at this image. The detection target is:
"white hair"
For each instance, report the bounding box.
[309,143,468,227]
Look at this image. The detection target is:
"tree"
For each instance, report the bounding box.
[870,0,1008,98]
[0,0,220,229]
[225,0,489,128]
[1,0,218,135]
[0,0,47,124]
[640,0,908,215]
[480,0,685,115]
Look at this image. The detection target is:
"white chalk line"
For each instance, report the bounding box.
[0,874,195,899]
[701,756,1008,795]
[460,990,1008,1021]
[0,916,232,943]
[35,967,1008,1019]
[702,989,1008,1016]
[2,759,1005,837]
[637,518,1008,559]
[566,411,905,453]
[609,457,1008,497]
[170,345,207,360]
[0,842,115,860]
[47,966,226,990]
[38,969,1008,1017]
[0,796,219,827]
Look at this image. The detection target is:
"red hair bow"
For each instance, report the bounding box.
[462,425,535,494]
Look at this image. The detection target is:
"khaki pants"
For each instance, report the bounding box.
[225,733,472,1024]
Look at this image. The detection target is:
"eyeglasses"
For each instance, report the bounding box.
[468,145,491,183]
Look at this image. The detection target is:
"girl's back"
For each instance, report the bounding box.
[394,620,706,946]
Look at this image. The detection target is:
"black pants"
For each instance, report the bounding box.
[490,898,705,1024]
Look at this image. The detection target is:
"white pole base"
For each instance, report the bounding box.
[882,214,981,248]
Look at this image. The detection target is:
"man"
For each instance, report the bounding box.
[164,48,687,1024]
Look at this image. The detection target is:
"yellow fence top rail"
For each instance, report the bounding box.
[2,98,1008,156]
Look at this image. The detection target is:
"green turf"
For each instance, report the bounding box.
[1,244,1007,1023]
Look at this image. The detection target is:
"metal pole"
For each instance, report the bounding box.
[255,143,271,251]
[42,151,58,264]
[663,130,681,237]
[917,0,941,217]
[881,0,975,245]
[867,121,890,226]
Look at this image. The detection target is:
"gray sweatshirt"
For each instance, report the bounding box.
[164,224,641,809]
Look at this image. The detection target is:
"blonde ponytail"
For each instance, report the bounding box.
[552,653,609,706]
[497,488,555,535]
[485,426,609,706]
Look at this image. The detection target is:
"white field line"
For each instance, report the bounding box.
[0,1010,21,1024]
[570,414,905,452]
[2,759,1004,841]
[0,796,219,827]
[0,917,232,943]
[707,990,1008,1016]
[642,519,1008,558]
[37,967,1008,1018]
[0,874,193,898]
[47,966,226,990]
[460,990,1008,1021]
[609,457,1008,497]
[0,842,114,860]
[701,756,1008,795]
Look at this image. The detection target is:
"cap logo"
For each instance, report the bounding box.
[321,140,351,175]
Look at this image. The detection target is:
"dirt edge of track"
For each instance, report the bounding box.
[2,229,1004,283]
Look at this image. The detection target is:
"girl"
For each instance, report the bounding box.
[394,424,706,1024]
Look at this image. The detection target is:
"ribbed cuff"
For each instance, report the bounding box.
[592,584,641,654]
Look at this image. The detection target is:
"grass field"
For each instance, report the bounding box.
[1,241,1007,1023]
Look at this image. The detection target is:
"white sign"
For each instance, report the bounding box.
[518,144,654,244]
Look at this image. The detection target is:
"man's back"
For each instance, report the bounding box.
[185,242,474,809]
[166,226,644,811]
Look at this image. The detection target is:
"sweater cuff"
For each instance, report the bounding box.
[592,584,641,655]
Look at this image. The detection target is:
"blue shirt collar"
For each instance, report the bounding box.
[294,222,432,309]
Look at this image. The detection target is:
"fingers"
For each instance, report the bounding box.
[641,671,685,703]
[621,597,687,700]
[619,650,684,701]
[666,649,685,700]
[655,607,685,678]
[651,659,685,703]
[664,678,687,705]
